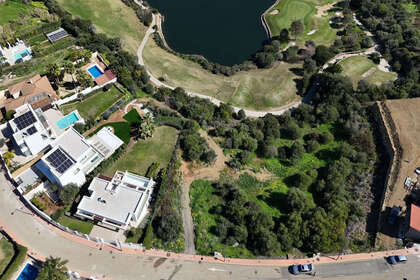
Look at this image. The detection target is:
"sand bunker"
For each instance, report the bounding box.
[269,9,279,15]
[307,29,317,35]
[316,2,336,17]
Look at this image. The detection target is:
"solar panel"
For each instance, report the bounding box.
[47,28,69,43]
[27,126,37,135]
[14,111,36,130]
[46,148,74,174]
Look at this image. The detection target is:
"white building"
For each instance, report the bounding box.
[76,171,154,229]
[35,127,123,187]
[8,104,58,156]
[0,40,32,65]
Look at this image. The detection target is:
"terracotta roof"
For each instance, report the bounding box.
[94,70,116,86]
[2,75,58,112]
[410,204,420,231]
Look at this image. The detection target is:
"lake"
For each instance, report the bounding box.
[147,0,274,66]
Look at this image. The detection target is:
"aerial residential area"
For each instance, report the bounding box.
[0,0,419,279]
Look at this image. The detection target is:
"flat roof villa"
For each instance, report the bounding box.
[0,39,32,65]
[76,171,155,229]
[35,127,123,187]
[6,103,84,157]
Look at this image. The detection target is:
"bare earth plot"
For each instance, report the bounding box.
[56,0,147,55]
[143,40,301,110]
[378,98,420,248]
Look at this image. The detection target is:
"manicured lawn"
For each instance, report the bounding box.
[104,126,178,177]
[56,0,147,54]
[265,0,338,46]
[339,56,397,88]
[61,86,123,120]
[123,109,141,124]
[58,216,94,234]
[0,0,34,25]
[93,122,131,145]
[143,40,301,110]
[0,238,14,275]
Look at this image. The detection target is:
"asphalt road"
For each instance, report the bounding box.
[0,170,417,280]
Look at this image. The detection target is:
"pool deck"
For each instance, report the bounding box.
[0,41,32,65]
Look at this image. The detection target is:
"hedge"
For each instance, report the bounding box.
[0,244,28,280]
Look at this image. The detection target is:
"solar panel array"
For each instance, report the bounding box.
[27,126,37,136]
[14,111,36,130]
[46,148,74,174]
[47,28,69,43]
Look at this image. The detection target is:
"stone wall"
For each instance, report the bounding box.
[371,101,403,231]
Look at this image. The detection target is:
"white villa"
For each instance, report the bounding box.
[0,40,32,65]
[7,103,83,157]
[76,171,155,229]
[35,127,123,187]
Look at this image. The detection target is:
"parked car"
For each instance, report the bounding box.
[388,206,400,225]
[289,264,314,275]
[415,168,420,175]
[387,255,407,264]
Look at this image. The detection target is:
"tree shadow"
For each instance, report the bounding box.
[289,67,304,76]
[264,191,288,214]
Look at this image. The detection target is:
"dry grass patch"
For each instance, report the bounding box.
[143,40,301,110]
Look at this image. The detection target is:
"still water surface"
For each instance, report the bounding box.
[147,0,274,65]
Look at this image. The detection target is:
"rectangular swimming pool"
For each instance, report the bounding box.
[87,65,104,79]
[57,111,80,130]
[16,263,38,280]
[13,49,31,61]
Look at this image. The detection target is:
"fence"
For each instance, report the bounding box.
[55,78,117,106]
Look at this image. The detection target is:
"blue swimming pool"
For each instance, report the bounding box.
[57,112,79,130]
[87,65,104,79]
[13,49,31,61]
[16,263,38,280]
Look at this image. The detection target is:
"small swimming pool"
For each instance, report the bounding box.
[57,111,80,130]
[87,65,104,79]
[16,263,38,280]
[13,49,31,61]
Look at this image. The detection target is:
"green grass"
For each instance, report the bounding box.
[58,216,94,234]
[144,40,301,110]
[0,238,14,275]
[61,86,123,120]
[264,0,338,46]
[104,126,178,177]
[338,56,397,87]
[123,109,141,124]
[0,0,34,25]
[93,122,131,144]
[56,0,147,55]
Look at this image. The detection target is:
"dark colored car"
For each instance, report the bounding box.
[387,255,407,265]
[289,264,314,275]
[388,206,400,225]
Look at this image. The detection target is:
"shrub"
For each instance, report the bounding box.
[0,244,28,280]
[142,224,153,249]
[51,208,65,222]
[146,162,160,178]
[58,184,79,206]
[31,197,46,212]
[5,110,15,121]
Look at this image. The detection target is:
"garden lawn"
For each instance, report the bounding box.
[61,86,123,120]
[56,0,147,54]
[123,109,141,124]
[0,0,34,25]
[264,0,338,46]
[0,238,14,275]
[143,40,301,110]
[338,56,397,88]
[58,216,93,234]
[103,126,178,177]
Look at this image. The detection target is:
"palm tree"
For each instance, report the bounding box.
[37,256,69,280]
[61,60,76,89]
[131,113,155,140]
[75,69,93,89]
[2,149,14,167]
[46,63,63,85]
